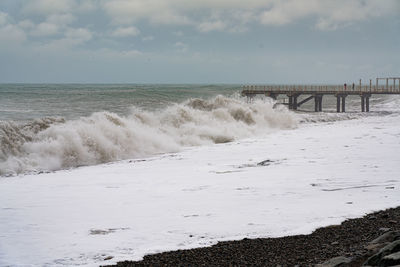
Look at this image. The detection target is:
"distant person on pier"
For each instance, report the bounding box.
[344,83,347,90]
[352,83,355,90]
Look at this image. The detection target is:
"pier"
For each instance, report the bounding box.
[242,77,400,112]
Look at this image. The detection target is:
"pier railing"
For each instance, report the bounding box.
[242,84,400,94]
[241,82,400,113]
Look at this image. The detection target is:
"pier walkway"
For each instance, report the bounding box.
[242,77,400,112]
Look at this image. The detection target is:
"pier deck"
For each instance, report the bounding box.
[242,78,400,112]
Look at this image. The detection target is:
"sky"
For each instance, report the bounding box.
[0,0,399,84]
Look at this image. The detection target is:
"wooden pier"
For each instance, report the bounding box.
[241,77,400,112]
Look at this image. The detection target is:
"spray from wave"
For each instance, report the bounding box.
[0,95,297,176]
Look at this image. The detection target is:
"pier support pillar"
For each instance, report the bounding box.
[341,95,347,112]
[267,92,277,100]
[288,96,293,109]
[361,94,371,112]
[318,95,322,112]
[314,95,323,112]
[293,96,298,110]
[336,96,341,113]
[361,96,365,112]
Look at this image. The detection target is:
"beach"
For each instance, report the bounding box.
[1,0,399,265]
[1,93,400,266]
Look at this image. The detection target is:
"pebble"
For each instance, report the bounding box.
[380,251,400,265]
[316,256,351,267]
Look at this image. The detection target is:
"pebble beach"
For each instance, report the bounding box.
[108,206,400,266]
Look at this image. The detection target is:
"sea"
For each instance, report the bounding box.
[0,83,398,176]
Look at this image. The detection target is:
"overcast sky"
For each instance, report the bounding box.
[0,0,399,83]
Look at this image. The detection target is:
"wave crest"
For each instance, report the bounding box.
[0,95,297,175]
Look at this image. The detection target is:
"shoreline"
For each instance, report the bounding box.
[1,111,399,266]
[106,206,400,266]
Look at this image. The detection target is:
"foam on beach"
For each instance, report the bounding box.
[1,108,400,266]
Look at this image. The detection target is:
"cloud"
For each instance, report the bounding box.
[27,12,75,37]
[18,20,35,29]
[174,41,188,52]
[173,31,184,36]
[65,28,92,43]
[198,20,226,32]
[259,0,399,30]
[112,26,140,37]
[101,0,398,31]
[0,24,27,44]
[0,12,27,45]
[30,22,59,36]
[102,0,191,25]
[47,13,75,27]
[142,35,154,41]
[23,0,97,17]
[23,0,75,15]
[260,0,318,26]
[77,0,98,12]
[0,12,8,26]
[86,48,143,59]
[313,0,398,30]
[120,49,143,57]
[37,27,92,50]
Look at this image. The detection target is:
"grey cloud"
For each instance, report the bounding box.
[111,26,140,37]
[22,0,75,15]
[30,22,58,36]
[0,0,398,83]
[0,24,26,44]
[0,11,7,25]
[0,11,27,45]
[101,0,398,31]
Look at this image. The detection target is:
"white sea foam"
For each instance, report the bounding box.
[0,96,296,175]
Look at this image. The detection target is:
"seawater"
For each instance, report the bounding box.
[0,84,398,176]
[0,84,241,121]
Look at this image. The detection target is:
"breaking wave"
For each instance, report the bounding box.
[0,95,297,175]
